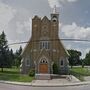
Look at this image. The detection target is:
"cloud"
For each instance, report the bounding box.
[67,0,77,2]
[60,22,90,58]
[16,22,24,34]
[0,2,16,31]
[61,22,90,39]
[48,0,61,8]
[48,0,78,8]
[0,1,31,51]
[85,48,90,54]
[16,18,31,35]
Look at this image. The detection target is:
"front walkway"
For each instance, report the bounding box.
[32,75,80,86]
[84,76,90,81]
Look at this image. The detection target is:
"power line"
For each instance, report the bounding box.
[8,38,90,46]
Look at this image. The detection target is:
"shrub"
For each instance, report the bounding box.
[53,63,58,74]
[28,69,35,77]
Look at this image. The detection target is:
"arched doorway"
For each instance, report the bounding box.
[39,58,48,74]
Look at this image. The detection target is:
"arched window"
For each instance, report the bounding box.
[60,57,64,66]
[61,60,63,66]
[40,58,48,64]
[40,41,49,49]
[26,59,30,66]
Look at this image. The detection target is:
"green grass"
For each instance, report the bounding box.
[70,67,90,76]
[70,67,90,81]
[0,68,34,82]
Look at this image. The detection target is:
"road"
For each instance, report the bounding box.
[0,83,90,90]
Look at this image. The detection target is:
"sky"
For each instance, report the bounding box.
[0,0,90,58]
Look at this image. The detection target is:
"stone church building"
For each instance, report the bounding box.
[20,8,69,79]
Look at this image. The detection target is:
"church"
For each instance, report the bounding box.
[20,7,69,79]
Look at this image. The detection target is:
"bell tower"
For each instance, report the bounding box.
[51,5,59,39]
[51,5,59,22]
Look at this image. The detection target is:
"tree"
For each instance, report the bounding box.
[0,31,10,72]
[53,63,58,74]
[14,46,22,68]
[8,49,14,67]
[68,49,82,68]
[84,51,90,65]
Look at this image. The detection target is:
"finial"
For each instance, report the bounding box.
[53,5,57,14]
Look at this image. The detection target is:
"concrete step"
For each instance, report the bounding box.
[35,74,51,80]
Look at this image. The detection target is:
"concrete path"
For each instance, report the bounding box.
[32,75,81,86]
[84,76,90,81]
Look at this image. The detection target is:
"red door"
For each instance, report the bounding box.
[39,64,48,73]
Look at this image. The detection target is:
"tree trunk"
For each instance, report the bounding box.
[71,65,73,68]
[1,67,3,72]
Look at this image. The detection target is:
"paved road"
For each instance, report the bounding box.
[0,83,90,90]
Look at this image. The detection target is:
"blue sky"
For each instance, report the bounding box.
[0,0,90,58]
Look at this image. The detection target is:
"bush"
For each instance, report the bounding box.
[28,69,35,77]
[53,63,58,74]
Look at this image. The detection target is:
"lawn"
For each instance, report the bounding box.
[70,66,90,81]
[0,68,34,82]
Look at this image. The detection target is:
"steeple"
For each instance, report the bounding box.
[52,5,59,14]
[51,5,59,22]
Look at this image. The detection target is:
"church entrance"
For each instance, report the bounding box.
[39,58,48,74]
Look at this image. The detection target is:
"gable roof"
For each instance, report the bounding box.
[21,37,32,57]
[42,16,50,22]
[59,39,69,56]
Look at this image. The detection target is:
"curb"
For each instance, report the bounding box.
[0,80,90,87]
[32,82,90,87]
[0,80,32,86]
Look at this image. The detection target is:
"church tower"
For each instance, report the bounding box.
[51,6,59,39]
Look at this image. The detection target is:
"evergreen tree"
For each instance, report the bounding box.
[14,46,22,68]
[8,49,14,67]
[0,31,9,72]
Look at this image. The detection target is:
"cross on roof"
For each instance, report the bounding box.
[53,5,58,14]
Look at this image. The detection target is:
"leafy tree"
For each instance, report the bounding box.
[68,49,82,68]
[14,46,22,68]
[81,59,85,68]
[0,31,10,72]
[84,51,90,65]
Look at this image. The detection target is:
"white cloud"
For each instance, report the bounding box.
[0,1,31,51]
[61,22,90,39]
[67,0,77,2]
[16,18,31,35]
[85,48,90,54]
[48,0,61,8]
[16,22,24,34]
[23,18,32,32]
[0,2,16,31]
[48,0,78,8]
[66,44,72,49]
[60,23,90,58]
[81,48,90,58]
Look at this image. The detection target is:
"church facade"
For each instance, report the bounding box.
[20,9,69,79]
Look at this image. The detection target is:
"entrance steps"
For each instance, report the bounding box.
[35,74,51,80]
